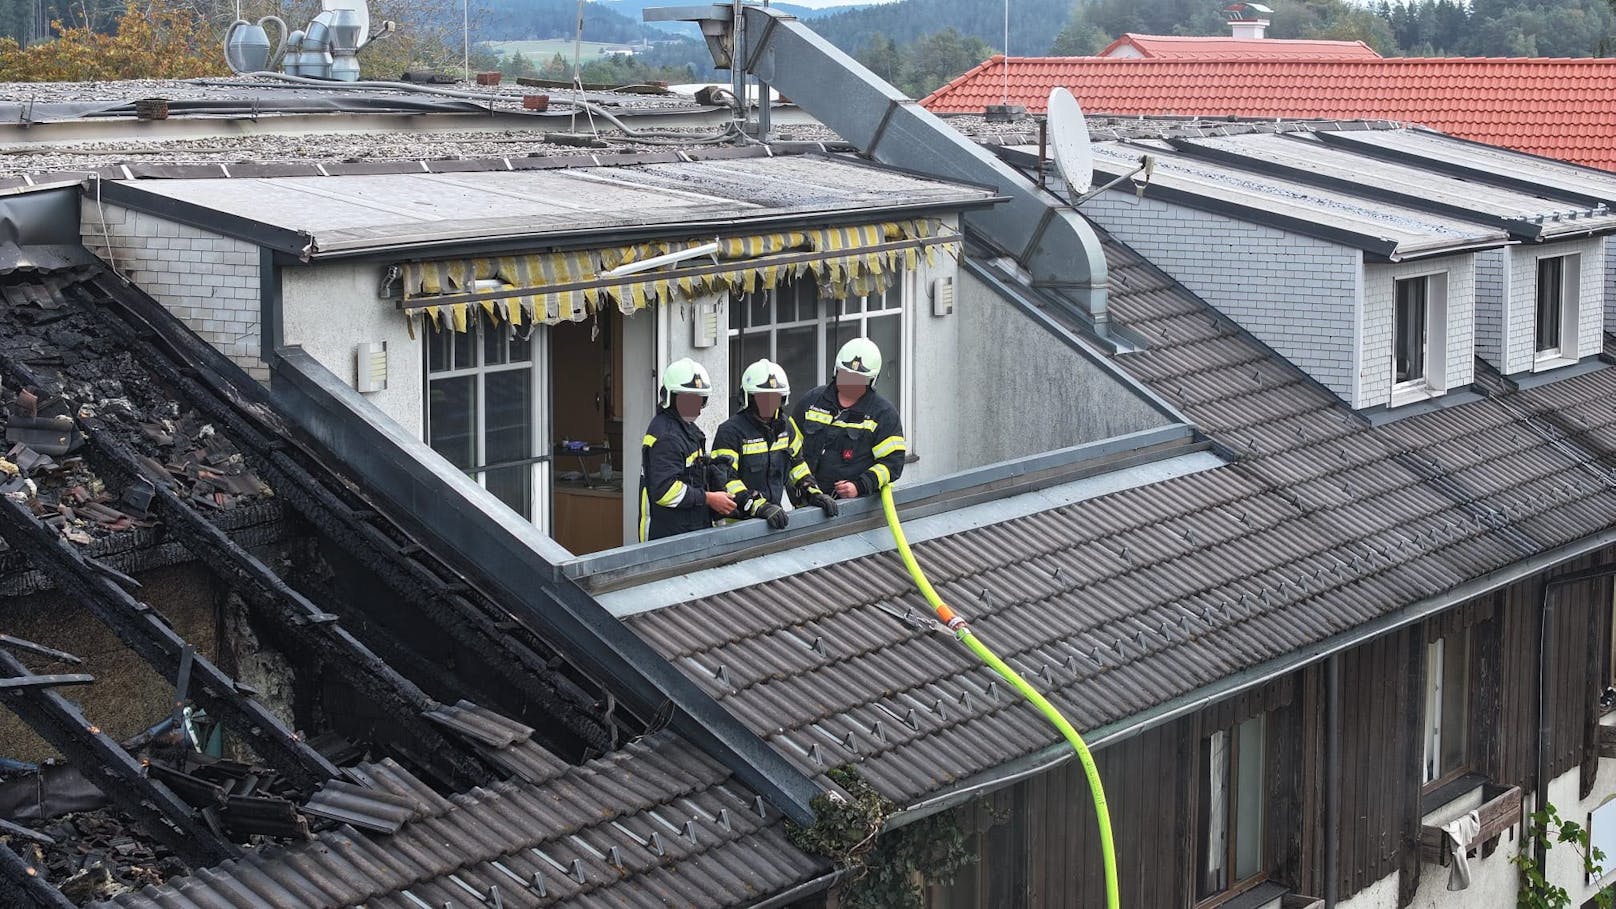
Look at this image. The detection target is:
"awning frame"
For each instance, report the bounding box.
[394,235,950,314]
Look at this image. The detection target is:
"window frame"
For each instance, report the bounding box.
[1390,271,1449,407]
[726,274,910,420]
[1534,253,1581,370]
[1422,627,1472,789]
[1194,713,1268,906]
[422,313,549,528]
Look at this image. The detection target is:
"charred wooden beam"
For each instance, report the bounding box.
[0,648,236,867]
[0,674,94,690]
[100,305,612,753]
[79,417,492,791]
[0,841,74,909]
[0,636,81,664]
[0,493,338,791]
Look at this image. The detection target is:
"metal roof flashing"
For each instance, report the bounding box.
[85,153,1004,261]
[573,423,1217,598]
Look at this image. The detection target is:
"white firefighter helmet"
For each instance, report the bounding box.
[740,358,791,409]
[833,337,882,384]
[659,357,712,409]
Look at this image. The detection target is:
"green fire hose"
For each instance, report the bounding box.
[879,484,1120,908]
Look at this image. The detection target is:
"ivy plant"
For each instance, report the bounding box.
[787,765,975,909]
[1512,802,1615,909]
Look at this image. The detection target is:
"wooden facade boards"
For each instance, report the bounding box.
[934,552,1616,908]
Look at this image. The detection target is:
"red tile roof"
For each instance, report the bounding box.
[1098,33,1380,60]
[920,56,1616,171]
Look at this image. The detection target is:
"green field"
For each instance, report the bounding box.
[484,39,639,63]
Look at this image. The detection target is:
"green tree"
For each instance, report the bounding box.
[855,31,900,84]
[894,27,994,98]
[1049,13,1109,55]
[497,48,535,76]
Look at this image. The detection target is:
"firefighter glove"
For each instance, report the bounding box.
[758,502,789,530]
[808,491,839,518]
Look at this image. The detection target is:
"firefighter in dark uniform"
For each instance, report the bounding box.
[710,358,840,530]
[792,337,906,499]
[638,358,735,541]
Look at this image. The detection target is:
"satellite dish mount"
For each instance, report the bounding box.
[1046,87,1155,207]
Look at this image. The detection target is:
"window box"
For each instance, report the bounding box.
[1417,781,1522,865]
[1281,896,1326,909]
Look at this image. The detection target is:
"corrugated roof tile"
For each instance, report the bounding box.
[922,56,1616,170]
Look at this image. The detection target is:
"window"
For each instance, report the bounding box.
[1535,254,1580,365]
[1536,257,1564,357]
[728,274,904,415]
[1197,715,1266,902]
[424,313,542,521]
[1394,276,1428,388]
[1423,628,1471,786]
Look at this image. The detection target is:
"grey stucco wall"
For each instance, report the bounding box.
[79,201,265,381]
[954,269,1173,467]
[279,262,425,440]
[1082,193,1361,404]
[1361,253,1476,406]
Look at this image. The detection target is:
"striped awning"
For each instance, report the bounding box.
[397,219,958,333]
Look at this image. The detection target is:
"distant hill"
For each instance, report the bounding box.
[592,0,877,35]
[480,0,666,43]
[808,0,1071,55]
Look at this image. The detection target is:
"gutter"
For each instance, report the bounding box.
[741,868,845,909]
[885,523,1616,828]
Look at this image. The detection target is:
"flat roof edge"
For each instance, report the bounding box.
[572,422,1209,592]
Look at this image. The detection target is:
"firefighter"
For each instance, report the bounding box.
[639,358,735,541]
[792,337,906,499]
[711,358,840,530]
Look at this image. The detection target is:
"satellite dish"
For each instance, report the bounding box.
[1047,87,1093,195]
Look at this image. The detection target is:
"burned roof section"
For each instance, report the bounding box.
[96,728,827,909]
[0,264,832,906]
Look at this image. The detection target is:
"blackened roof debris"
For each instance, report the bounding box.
[0,269,827,907]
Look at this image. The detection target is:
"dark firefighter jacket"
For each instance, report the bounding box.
[791,383,906,496]
[710,407,822,519]
[639,408,714,541]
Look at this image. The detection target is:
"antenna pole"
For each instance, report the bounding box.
[462,0,470,83]
[1002,0,1009,106]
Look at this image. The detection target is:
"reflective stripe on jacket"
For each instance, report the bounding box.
[791,383,906,495]
[711,408,822,518]
[639,409,713,541]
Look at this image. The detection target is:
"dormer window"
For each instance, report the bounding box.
[1389,271,1450,408]
[1394,276,1427,389]
[1534,253,1580,368]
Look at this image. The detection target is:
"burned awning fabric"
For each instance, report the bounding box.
[397,219,957,332]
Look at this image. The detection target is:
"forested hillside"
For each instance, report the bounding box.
[0,0,1611,94]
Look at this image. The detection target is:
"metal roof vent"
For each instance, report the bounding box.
[1223,2,1272,39]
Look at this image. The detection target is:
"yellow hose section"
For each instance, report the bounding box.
[879,485,1120,909]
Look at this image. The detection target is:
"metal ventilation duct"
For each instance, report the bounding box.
[651,3,1109,330]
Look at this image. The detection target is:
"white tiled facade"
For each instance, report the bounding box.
[79,202,265,381]
[1083,194,1362,402]
[1473,249,1505,366]
[1361,254,1476,407]
[1470,239,1604,376]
